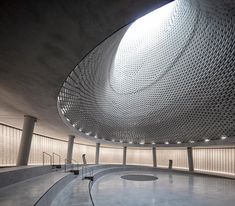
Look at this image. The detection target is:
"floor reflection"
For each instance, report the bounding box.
[91,170,235,206]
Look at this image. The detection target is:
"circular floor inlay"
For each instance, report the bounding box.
[121,174,158,181]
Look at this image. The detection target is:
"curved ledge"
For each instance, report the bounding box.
[34,173,77,206]
[0,165,53,189]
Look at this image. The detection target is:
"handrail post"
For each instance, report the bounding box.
[64,158,78,173]
[52,152,62,165]
[43,152,45,166]
[64,159,66,172]
[52,152,54,165]
[42,152,52,166]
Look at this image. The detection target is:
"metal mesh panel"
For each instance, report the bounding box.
[58,0,235,146]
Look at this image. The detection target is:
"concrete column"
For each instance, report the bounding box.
[123,146,127,165]
[187,147,194,172]
[152,146,157,168]
[16,115,37,166]
[95,143,100,164]
[67,135,75,164]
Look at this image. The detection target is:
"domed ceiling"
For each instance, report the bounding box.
[57,0,235,147]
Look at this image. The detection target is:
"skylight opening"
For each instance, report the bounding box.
[110,1,176,94]
[126,1,176,41]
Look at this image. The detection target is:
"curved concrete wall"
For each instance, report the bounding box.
[127,148,152,166]
[0,123,234,177]
[100,147,123,164]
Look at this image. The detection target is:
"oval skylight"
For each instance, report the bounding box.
[110,1,177,94]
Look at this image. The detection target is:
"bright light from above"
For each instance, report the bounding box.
[129,141,133,144]
[205,139,210,142]
[94,135,98,139]
[128,1,176,34]
[165,141,169,145]
[78,128,82,132]
[189,140,195,144]
[177,141,181,144]
[110,1,176,94]
[221,135,227,140]
[120,140,123,143]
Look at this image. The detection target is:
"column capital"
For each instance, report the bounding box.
[24,115,37,122]
[68,135,75,139]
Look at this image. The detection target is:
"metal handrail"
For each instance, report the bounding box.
[72,158,78,162]
[42,152,52,165]
[64,158,77,164]
[64,158,79,172]
[81,165,93,179]
[52,152,61,165]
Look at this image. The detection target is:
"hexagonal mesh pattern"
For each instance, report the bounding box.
[58,0,235,146]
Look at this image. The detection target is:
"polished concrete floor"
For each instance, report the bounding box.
[91,171,235,206]
[51,178,92,206]
[51,167,115,206]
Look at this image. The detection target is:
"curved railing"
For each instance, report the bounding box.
[42,152,52,166]
[52,153,61,165]
[64,158,79,173]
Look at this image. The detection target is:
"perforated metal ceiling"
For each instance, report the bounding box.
[58,0,235,147]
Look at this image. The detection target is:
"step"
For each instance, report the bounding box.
[0,171,68,206]
[0,165,53,188]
